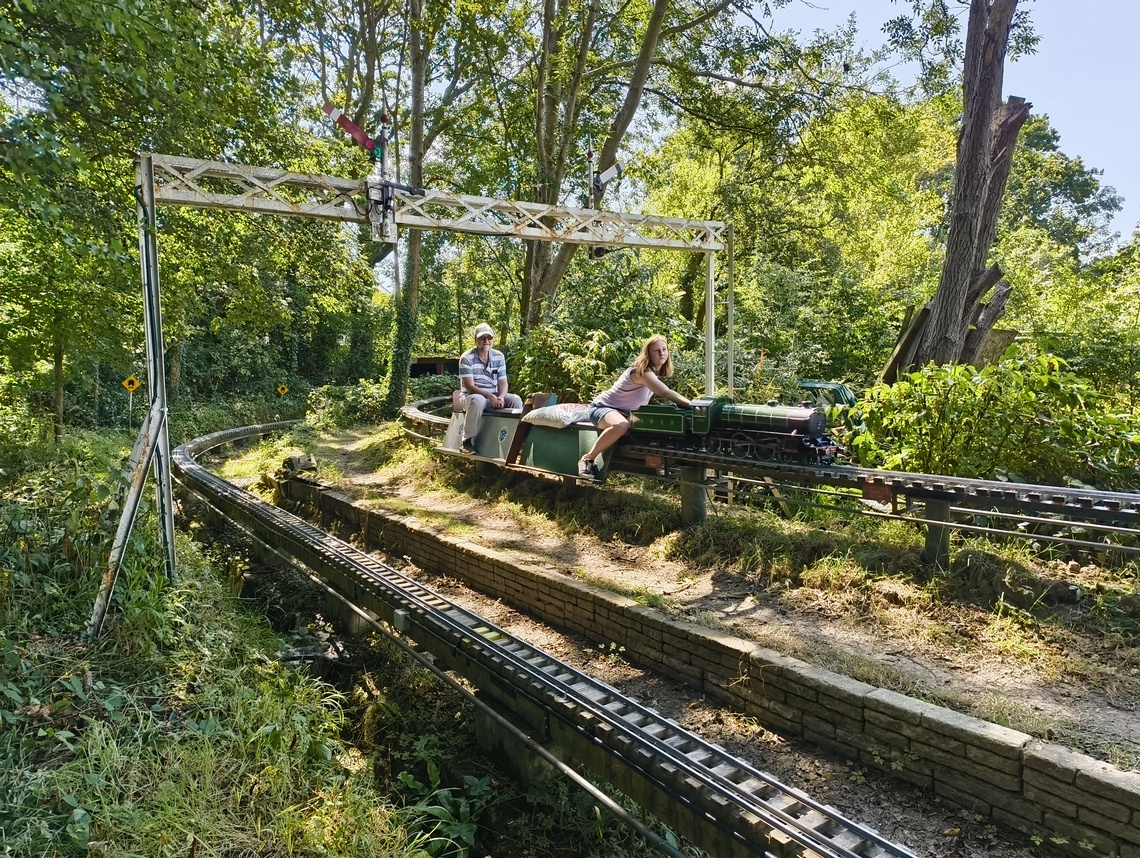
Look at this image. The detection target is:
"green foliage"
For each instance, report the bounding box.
[0,440,420,857]
[167,394,304,446]
[408,374,461,402]
[306,380,391,431]
[507,322,703,404]
[842,349,1140,489]
[1001,116,1122,258]
[508,326,624,403]
[397,762,497,858]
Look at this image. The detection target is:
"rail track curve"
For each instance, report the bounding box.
[173,422,920,858]
[401,397,1140,555]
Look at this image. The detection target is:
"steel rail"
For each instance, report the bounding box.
[624,445,1140,522]
[718,470,1140,538]
[400,397,1138,554]
[174,446,689,858]
[401,397,1139,525]
[173,424,916,858]
[699,472,1140,552]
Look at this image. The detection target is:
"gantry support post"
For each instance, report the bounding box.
[137,154,177,581]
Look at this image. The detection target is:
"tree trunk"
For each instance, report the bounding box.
[961,279,1013,365]
[382,0,426,417]
[169,341,182,399]
[92,361,100,423]
[523,0,669,331]
[914,0,1030,367]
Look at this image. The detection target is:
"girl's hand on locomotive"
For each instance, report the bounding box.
[641,370,691,409]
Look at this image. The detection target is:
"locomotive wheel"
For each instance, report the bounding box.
[730,432,754,458]
[755,439,779,461]
[708,435,726,456]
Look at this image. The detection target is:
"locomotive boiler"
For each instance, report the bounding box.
[627,396,840,465]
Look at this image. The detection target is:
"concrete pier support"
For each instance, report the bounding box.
[923,498,952,568]
[680,465,707,525]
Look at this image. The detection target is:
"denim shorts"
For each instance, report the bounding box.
[587,404,631,425]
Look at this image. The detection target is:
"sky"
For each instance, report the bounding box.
[767,0,1140,241]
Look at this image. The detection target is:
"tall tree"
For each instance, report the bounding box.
[1,0,327,429]
[521,0,738,330]
[914,0,1030,366]
[304,0,510,411]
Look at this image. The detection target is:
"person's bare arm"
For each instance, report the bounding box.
[639,371,692,407]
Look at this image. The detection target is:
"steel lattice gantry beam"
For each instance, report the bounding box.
[149,154,727,252]
[149,155,370,222]
[149,153,732,393]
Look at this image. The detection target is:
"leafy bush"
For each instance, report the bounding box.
[0,396,52,473]
[306,379,391,430]
[0,439,420,858]
[167,393,305,445]
[408,373,461,402]
[842,349,1140,489]
[506,325,625,402]
[507,325,703,403]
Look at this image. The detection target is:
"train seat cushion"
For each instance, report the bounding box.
[521,403,592,428]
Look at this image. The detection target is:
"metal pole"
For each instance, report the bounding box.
[137,154,176,580]
[923,499,952,568]
[679,465,707,525]
[89,400,165,637]
[726,224,734,398]
[704,251,715,396]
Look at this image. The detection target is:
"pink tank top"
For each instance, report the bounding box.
[593,367,652,411]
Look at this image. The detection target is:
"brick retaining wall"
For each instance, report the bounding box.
[283,478,1140,857]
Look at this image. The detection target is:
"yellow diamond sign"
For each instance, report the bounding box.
[276,384,289,396]
[122,375,141,392]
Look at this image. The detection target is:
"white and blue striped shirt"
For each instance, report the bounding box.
[459,347,508,393]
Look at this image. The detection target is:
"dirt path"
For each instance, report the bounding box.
[315,426,1140,770]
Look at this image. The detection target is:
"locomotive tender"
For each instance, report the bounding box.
[627,396,841,465]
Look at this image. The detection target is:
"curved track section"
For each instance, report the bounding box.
[401,398,1140,554]
[174,423,917,858]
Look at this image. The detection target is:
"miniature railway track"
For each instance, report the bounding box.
[173,423,918,858]
[402,397,1140,553]
[625,444,1140,527]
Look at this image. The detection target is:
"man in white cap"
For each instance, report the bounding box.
[457,323,523,453]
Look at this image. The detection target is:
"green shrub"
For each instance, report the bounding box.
[506,325,703,403]
[0,441,420,858]
[506,325,624,402]
[306,379,390,430]
[408,373,460,402]
[167,393,304,444]
[842,349,1140,489]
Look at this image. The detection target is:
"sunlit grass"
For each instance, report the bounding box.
[573,570,670,609]
[1,427,416,854]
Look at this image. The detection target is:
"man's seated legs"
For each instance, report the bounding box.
[461,392,524,448]
[461,392,488,442]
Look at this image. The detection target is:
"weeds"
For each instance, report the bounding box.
[1,433,417,857]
